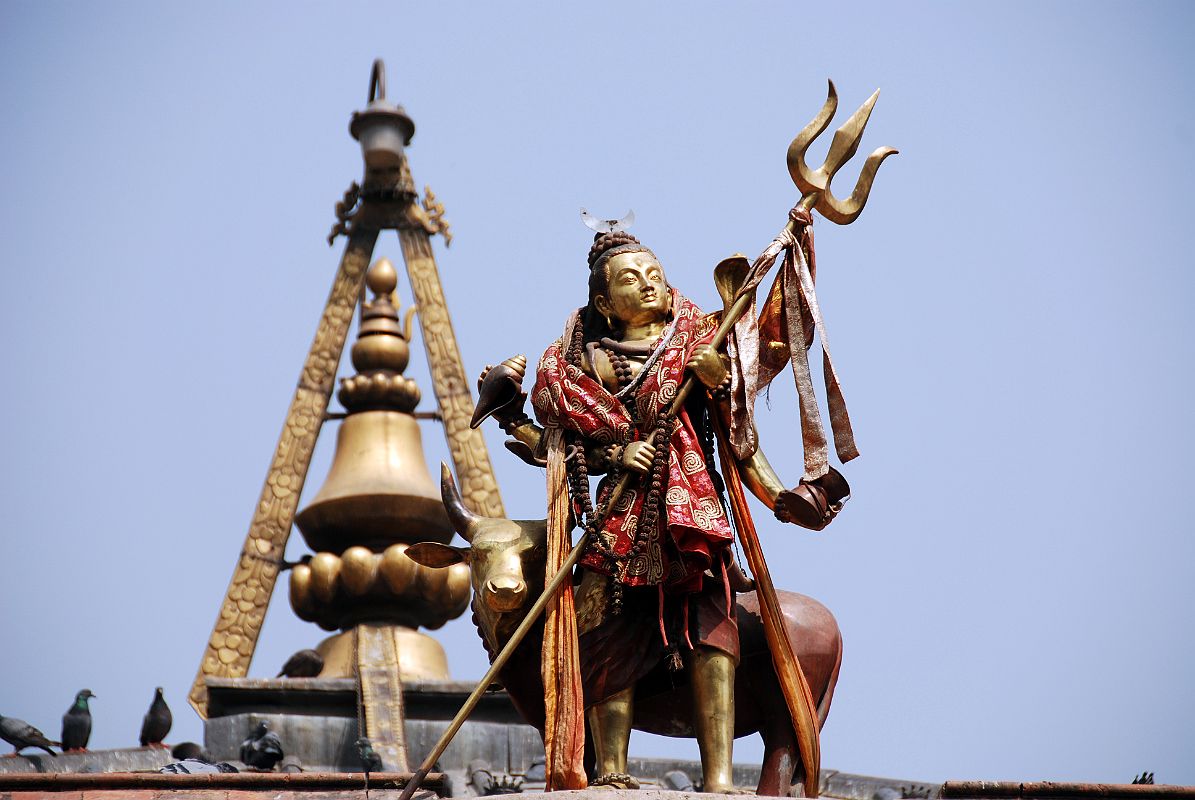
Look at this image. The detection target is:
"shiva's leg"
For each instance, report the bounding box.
[689,646,736,793]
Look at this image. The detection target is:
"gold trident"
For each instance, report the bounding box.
[712,81,897,799]
[787,80,898,224]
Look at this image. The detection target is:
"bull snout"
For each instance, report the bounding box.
[484,575,527,612]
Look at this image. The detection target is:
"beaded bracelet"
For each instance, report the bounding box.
[710,371,732,399]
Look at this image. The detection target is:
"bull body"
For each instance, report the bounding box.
[408,468,843,796]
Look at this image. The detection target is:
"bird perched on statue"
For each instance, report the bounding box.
[61,689,95,752]
[276,648,323,678]
[139,687,172,748]
[240,721,284,771]
[0,714,59,756]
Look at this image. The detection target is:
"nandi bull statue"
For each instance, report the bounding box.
[403,80,895,799]
[411,465,842,796]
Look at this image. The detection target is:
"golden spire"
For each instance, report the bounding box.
[289,258,469,638]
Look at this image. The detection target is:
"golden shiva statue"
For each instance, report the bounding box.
[499,215,850,792]
[404,81,894,798]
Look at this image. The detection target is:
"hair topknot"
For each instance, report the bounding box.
[588,231,643,269]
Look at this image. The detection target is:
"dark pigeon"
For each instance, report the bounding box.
[662,770,695,792]
[139,687,172,748]
[0,714,59,756]
[160,758,238,774]
[356,737,383,798]
[240,721,284,771]
[523,757,545,783]
[276,648,323,678]
[61,689,95,752]
[356,736,383,775]
[171,742,207,761]
[468,760,523,795]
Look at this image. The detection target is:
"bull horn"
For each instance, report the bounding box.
[440,462,478,543]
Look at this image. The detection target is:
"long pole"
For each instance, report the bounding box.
[398,194,819,800]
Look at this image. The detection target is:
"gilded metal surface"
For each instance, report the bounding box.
[689,648,736,793]
[739,445,787,509]
[288,542,471,630]
[356,623,411,772]
[295,411,451,552]
[586,687,634,777]
[398,226,505,518]
[327,182,362,245]
[295,255,449,554]
[315,626,450,680]
[786,80,898,225]
[192,61,503,733]
[419,186,452,245]
[189,224,379,718]
[293,256,470,624]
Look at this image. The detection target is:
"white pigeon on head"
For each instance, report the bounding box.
[580,208,635,234]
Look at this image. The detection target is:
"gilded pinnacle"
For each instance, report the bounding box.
[340,258,420,411]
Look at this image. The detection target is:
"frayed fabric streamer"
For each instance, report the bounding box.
[727,208,858,479]
[540,311,588,791]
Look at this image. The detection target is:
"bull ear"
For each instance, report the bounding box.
[407,541,470,568]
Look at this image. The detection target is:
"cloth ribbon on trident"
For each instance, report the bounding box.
[723,208,856,479]
[723,80,898,478]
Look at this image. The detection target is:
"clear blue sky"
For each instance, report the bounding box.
[2,0,1193,785]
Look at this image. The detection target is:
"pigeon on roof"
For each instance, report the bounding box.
[240,721,284,771]
[160,758,238,774]
[138,687,172,748]
[276,648,324,678]
[171,742,207,761]
[0,714,59,756]
[61,689,95,752]
[356,737,384,798]
[356,736,383,775]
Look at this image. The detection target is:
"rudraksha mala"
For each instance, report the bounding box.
[605,348,634,388]
[562,311,678,615]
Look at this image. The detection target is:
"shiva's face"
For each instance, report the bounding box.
[595,251,671,330]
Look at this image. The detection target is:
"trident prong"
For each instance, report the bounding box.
[787,79,898,225]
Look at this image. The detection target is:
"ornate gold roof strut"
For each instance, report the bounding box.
[189,59,504,718]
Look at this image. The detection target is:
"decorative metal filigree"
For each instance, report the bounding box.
[404,185,453,245]
[327,181,362,245]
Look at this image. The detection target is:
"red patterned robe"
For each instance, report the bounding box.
[532,291,740,703]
